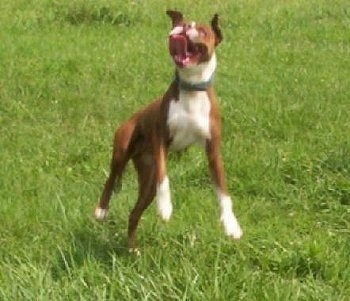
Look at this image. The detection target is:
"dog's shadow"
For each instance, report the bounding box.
[51,217,130,280]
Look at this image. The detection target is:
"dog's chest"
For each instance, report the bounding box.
[167,91,211,151]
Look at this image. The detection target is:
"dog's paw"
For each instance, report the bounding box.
[157,201,173,222]
[95,206,108,221]
[129,248,141,256]
[156,177,173,221]
[221,213,243,240]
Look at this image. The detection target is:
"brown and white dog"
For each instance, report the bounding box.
[95,10,243,250]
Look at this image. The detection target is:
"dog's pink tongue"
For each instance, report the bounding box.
[169,35,187,59]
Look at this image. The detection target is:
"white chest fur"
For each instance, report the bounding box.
[167,90,211,151]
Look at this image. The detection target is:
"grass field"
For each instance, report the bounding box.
[1,0,349,299]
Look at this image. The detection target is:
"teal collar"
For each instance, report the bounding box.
[174,72,214,91]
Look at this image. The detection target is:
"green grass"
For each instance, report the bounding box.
[1,0,349,299]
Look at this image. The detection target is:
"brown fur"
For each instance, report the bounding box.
[96,11,230,250]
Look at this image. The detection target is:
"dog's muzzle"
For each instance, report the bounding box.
[169,25,201,67]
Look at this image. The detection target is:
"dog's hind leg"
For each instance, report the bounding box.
[95,124,135,220]
[128,154,156,251]
[95,154,128,220]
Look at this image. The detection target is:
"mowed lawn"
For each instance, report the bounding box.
[0,0,349,300]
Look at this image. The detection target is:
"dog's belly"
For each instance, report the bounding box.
[167,91,211,151]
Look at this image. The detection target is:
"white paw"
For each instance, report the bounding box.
[157,200,173,222]
[129,248,141,256]
[156,177,173,221]
[221,213,243,240]
[95,207,108,221]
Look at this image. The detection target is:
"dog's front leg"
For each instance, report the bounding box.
[206,139,243,239]
[153,133,173,222]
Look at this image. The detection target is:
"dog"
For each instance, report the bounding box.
[95,10,243,251]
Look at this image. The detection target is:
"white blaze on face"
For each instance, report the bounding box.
[186,21,199,41]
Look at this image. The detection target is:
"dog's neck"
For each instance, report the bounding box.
[174,71,214,91]
[174,53,217,91]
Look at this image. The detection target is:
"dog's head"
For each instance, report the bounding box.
[167,10,223,68]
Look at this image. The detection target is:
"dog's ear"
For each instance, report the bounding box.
[166,10,183,27]
[211,14,223,46]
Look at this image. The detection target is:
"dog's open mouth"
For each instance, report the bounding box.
[169,34,199,67]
